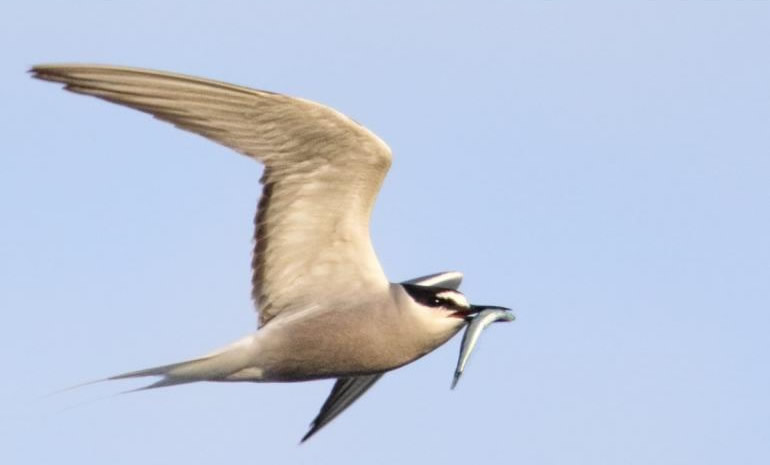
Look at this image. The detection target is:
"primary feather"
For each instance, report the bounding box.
[30,64,392,327]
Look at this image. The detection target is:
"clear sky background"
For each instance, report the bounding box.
[2,2,768,464]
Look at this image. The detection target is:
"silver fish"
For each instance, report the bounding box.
[451,308,515,389]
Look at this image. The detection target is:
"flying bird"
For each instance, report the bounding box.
[31,64,512,442]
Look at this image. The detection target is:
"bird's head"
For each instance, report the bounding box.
[401,283,510,322]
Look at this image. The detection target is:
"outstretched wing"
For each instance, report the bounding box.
[301,374,383,443]
[300,271,464,442]
[31,64,392,327]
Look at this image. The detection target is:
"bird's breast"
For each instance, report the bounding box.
[249,299,456,381]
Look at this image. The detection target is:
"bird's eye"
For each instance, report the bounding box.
[432,298,443,306]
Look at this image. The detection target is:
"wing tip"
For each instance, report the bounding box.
[28,63,83,86]
[299,425,319,444]
[28,63,54,81]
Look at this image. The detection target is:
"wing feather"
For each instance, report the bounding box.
[31,64,392,326]
[301,374,383,443]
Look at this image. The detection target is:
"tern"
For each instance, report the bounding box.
[31,64,512,442]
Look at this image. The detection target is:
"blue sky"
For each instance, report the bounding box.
[2,2,769,464]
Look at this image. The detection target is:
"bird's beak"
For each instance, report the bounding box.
[464,305,514,322]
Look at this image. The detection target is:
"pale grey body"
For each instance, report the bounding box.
[164,284,464,384]
[30,64,511,441]
[251,285,462,380]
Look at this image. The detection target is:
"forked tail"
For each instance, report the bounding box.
[106,335,257,392]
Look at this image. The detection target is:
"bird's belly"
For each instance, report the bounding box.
[249,310,433,382]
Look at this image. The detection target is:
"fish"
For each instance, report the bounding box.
[451,308,515,389]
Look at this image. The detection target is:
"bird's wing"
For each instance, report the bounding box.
[300,270,463,442]
[301,374,383,443]
[31,64,392,327]
[401,270,464,289]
